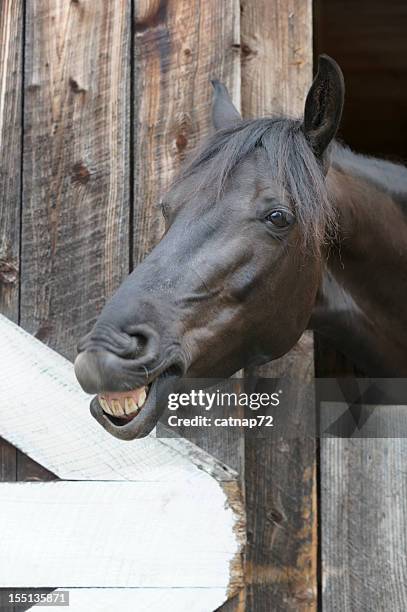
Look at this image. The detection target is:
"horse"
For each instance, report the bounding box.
[74,55,407,440]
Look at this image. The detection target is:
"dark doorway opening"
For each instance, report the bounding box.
[314,0,407,162]
[314,0,407,376]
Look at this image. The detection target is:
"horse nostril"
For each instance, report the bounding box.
[125,324,159,362]
[124,334,146,359]
[76,322,159,364]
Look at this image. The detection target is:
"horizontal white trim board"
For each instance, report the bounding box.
[40,588,228,612]
[0,480,237,588]
[0,315,245,610]
[0,315,236,483]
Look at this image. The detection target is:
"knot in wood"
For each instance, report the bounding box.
[72,161,91,185]
[0,258,18,285]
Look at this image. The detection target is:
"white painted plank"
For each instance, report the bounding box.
[0,481,238,588]
[37,588,227,612]
[0,314,245,609]
[0,314,235,483]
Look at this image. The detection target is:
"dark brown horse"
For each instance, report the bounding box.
[74,55,407,440]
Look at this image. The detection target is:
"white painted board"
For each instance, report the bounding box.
[0,315,245,611]
[0,480,238,588]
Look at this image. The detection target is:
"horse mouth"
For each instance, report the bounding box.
[89,367,180,441]
[98,386,149,423]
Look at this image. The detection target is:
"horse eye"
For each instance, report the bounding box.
[265,209,294,229]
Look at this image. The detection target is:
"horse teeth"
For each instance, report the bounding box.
[138,389,147,408]
[99,398,109,412]
[124,398,132,415]
[100,398,114,416]
[98,390,146,418]
[127,398,139,415]
[119,400,128,416]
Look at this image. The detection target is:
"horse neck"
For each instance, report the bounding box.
[311,148,407,375]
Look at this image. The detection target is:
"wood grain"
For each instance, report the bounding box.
[0,438,16,482]
[0,0,22,322]
[21,0,130,360]
[241,2,316,610]
[241,0,312,120]
[0,0,23,502]
[132,0,240,264]
[19,1,131,482]
[321,437,407,610]
[244,339,318,612]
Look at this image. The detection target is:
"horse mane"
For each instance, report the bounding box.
[331,142,407,209]
[175,117,336,247]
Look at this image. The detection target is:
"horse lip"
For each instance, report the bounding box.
[89,371,179,440]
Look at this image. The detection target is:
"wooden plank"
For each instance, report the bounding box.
[241,0,313,119]
[244,341,317,611]
[16,451,56,482]
[132,4,244,608]
[241,2,316,610]
[21,0,130,359]
[0,0,53,487]
[0,481,240,591]
[0,438,16,482]
[0,0,23,501]
[20,0,131,482]
[0,314,244,608]
[321,436,407,610]
[47,588,233,612]
[132,0,240,264]
[0,0,22,322]
[0,312,242,485]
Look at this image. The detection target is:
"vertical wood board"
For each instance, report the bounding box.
[321,436,407,611]
[241,2,316,610]
[132,0,241,264]
[0,0,22,321]
[132,5,244,608]
[0,0,23,500]
[21,0,131,360]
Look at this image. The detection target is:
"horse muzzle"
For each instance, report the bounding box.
[74,348,184,440]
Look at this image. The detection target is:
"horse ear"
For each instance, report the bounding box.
[303,55,345,158]
[211,80,241,130]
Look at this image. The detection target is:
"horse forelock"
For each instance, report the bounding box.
[173,117,337,250]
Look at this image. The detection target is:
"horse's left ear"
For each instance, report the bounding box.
[303,55,345,158]
[211,80,241,130]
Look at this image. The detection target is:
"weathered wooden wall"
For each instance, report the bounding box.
[22,0,130,360]
[321,436,407,611]
[0,0,21,323]
[0,0,23,502]
[0,0,55,492]
[2,0,132,484]
[0,2,318,610]
[3,2,407,611]
[133,0,241,265]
